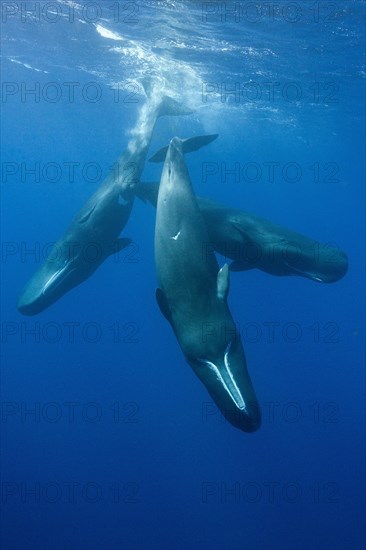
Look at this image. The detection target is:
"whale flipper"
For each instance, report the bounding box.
[135,182,159,206]
[149,134,219,163]
[106,238,132,257]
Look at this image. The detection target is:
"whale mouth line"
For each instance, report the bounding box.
[284,261,325,282]
[197,342,247,412]
[42,262,76,297]
[311,275,324,282]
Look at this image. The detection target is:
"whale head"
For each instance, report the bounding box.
[187,336,261,433]
[17,246,83,316]
[301,247,348,283]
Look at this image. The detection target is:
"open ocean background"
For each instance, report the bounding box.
[1,1,365,549]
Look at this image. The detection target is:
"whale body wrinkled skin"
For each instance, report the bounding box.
[154,138,261,432]
[17,85,191,315]
[138,182,348,284]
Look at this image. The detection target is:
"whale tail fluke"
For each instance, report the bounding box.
[158,96,194,118]
[140,77,194,118]
[149,134,219,163]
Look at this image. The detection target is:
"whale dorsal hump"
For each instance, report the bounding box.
[156,288,172,322]
[217,264,230,301]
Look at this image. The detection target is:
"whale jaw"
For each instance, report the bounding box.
[17,259,79,316]
[188,341,261,433]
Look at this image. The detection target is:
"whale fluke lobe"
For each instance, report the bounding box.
[158,96,194,118]
[149,134,219,163]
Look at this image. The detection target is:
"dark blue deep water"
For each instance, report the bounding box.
[1,1,365,549]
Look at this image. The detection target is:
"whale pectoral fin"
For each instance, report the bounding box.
[156,288,172,322]
[217,263,230,301]
[135,182,159,206]
[107,238,132,257]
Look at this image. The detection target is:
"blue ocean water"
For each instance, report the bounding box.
[1,1,365,549]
